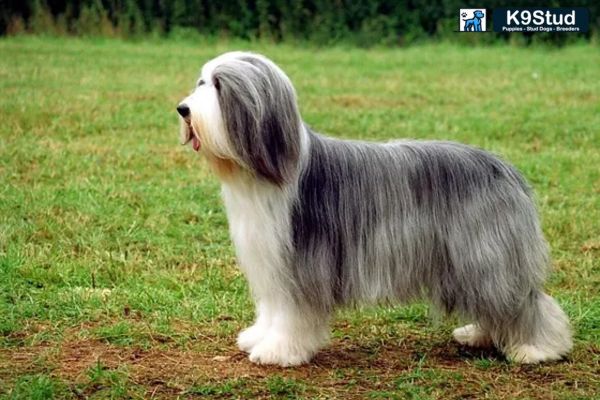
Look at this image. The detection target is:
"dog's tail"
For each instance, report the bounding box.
[490,290,572,363]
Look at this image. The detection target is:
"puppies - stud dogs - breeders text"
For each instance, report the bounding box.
[176,52,572,367]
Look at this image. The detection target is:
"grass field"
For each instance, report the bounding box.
[0,36,599,399]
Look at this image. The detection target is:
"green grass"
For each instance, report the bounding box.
[0,36,599,399]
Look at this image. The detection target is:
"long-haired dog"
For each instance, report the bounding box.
[176,51,572,367]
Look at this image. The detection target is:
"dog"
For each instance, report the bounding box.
[176,51,572,367]
[463,10,485,31]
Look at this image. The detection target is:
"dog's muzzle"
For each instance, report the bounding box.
[176,104,190,118]
[177,103,201,152]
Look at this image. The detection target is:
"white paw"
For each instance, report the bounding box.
[453,324,493,347]
[237,324,268,353]
[248,333,315,367]
[506,344,564,364]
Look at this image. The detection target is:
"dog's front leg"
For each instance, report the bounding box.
[246,299,330,367]
[237,300,273,353]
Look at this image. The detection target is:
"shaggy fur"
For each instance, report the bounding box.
[177,51,572,367]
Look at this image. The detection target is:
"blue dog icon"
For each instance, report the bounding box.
[463,10,485,31]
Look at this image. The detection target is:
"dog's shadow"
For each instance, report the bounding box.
[308,339,504,370]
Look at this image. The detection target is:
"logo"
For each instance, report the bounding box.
[459,9,487,32]
[493,8,589,32]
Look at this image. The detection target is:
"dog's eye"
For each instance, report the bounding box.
[197,79,205,87]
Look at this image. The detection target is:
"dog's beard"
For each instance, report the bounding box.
[180,119,201,152]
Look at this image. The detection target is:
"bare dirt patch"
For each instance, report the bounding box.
[3,333,598,399]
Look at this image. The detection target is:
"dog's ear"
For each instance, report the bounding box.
[213,57,301,185]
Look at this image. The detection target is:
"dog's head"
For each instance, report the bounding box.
[473,10,485,19]
[177,52,302,185]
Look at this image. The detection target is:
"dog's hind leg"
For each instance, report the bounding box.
[453,323,493,348]
[493,291,572,364]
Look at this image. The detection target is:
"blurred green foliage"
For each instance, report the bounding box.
[1,0,598,45]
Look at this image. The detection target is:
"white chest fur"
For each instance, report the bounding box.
[221,177,295,301]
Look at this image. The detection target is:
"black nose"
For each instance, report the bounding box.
[177,103,190,118]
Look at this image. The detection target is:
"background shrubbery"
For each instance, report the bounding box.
[1,0,598,45]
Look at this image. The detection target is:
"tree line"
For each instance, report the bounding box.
[1,0,597,45]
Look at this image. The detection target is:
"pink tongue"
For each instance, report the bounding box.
[192,136,201,152]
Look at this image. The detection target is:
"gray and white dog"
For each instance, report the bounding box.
[176,51,572,367]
